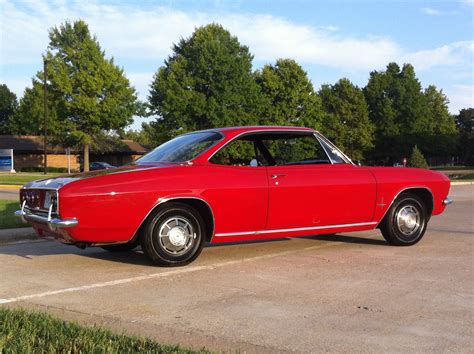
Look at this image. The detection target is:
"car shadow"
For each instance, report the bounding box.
[303,233,388,246]
[0,233,387,267]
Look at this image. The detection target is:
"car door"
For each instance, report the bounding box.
[264,133,376,230]
[205,137,269,236]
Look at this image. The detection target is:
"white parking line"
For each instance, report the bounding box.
[0,241,343,304]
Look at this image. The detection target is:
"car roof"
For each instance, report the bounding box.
[192,125,316,136]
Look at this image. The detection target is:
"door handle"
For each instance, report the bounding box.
[271,174,286,179]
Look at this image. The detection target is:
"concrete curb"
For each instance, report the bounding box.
[0,185,21,189]
[451,181,474,186]
[0,227,38,244]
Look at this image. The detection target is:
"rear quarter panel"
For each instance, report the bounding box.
[58,165,195,243]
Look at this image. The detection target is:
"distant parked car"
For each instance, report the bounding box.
[89,162,116,171]
[16,126,452,266]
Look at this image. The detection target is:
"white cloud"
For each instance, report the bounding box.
[403,41,474,70]
[421,7,442,16]
[1,0,472,117]
[459,0,474,7]
[319,25,339,32]
[3,0,470,72]
[444,85,474,113]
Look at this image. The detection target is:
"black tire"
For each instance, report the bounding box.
[101,238,139,252]
[140,202,205,266]
[380,192,428,246]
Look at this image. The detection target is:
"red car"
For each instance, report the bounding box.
[16,126,452,266]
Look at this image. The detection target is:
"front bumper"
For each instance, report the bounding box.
[15,209,78,231]
[442,197,453,206]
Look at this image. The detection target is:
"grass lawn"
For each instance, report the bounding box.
[0,199,27,229]
[0,173,62,186]
[0,307,201,353]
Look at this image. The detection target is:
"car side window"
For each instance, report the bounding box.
[210,139,263,166]
[263,135,331,166]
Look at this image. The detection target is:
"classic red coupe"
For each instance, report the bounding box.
[16,126,452,266]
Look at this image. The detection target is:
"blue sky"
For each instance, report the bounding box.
[1,0,473,130]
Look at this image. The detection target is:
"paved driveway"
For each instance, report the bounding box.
[0,188,19,200]
[0,185,472,352]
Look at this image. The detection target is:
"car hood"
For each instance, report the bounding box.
[22,163,174,190]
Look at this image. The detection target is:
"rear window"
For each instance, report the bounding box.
[137,132,222,163]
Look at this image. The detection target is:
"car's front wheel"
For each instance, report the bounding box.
[380,192,428,246]
[140,202,205,266]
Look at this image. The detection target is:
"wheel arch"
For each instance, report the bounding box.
[133,196,215,243]
[378,187,434,226]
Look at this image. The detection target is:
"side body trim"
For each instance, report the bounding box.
[214,221,378,237]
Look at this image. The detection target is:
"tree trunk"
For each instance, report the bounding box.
[83,143,90,172]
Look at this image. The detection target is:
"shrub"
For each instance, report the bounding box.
[19,166,68,173]
[410,145,428,168]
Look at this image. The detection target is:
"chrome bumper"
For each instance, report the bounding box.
[15,209,78,231]
[442,197,453,206]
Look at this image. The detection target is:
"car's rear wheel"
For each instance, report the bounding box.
[380,192,428,246]
[101,238,139,252]
[140,202,205,266]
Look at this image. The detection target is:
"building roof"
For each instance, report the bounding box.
[0,135,148,155]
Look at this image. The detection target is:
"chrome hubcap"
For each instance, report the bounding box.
[396,205,421,236]
[158,217,195,255]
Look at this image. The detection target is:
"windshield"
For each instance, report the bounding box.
[136,131,223,163]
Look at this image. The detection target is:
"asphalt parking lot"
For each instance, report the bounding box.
[0,185,472,352]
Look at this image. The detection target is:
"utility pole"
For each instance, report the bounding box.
[43,58,48,175]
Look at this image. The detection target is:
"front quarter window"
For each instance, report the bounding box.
[137,132,222,163]
[317,136,350,164]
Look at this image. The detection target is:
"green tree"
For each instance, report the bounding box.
[455,108,474,164]
[148,23,263,143]
[364,63,429,163]
[0,84,18,134]
[255,58,322,129]
[410,145,428,168]
[119,122,160,148]
[45,20,137,171]
[423,85,458,157]
[319,78,374,161]
[9,80,62,136]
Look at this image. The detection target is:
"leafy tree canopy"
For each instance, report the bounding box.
[255,58,322,129]
[45,20,138,170]
[0,84,18,134]
[9,79,62,136]
[364,63,429,162]
[148,23,263,143]
[455,108,474,164]
[319,78,374,161]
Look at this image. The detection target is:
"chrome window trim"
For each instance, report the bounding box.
[214,221,378,237]
[207,129,324,165]
[376,186,434,225]
[130,195,216,242]
[314,133,354,165]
